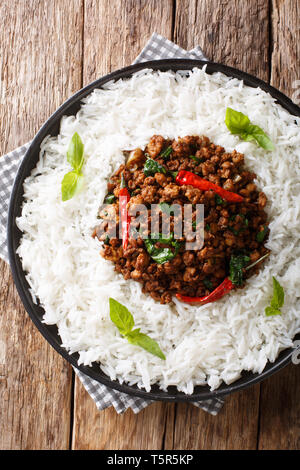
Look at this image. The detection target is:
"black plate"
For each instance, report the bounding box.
[7,59,300,401]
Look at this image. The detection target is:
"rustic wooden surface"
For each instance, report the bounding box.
[0,0,299,450]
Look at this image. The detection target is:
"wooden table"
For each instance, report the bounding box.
[0,0,299,450]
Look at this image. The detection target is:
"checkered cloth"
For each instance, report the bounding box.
[0,33,224,415]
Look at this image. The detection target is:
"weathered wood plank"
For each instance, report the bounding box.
[258,365,300,450]
[72,381,173,450]
[72,0,174,450]
[83,0,174,81]
[270,0,300,99]
[258,1,300,450]
[174,0,270,81]
[0,0,83,449]
[168,386,260,450]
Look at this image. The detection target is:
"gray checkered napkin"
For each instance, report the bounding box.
[0,33,224,415]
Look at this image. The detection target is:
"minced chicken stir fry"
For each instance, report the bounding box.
[93,135,270,304]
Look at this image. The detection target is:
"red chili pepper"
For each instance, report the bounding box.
[176,277,234,305]
[119,173,131,251]
[176,170,243,203]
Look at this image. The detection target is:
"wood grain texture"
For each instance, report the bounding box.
[72,0,174,450]
[0,0,83,449]
[271,0,300,98]
[83,0,174,82]
[167,386,260,450]
[174,0,270,81]
[72,382,174,450]
[258,364,300,450]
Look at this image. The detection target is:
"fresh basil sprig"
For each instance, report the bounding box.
[109,298,166,360]
[225,107,274,151]
[144,232,181,264]
[265,277,285,316]
[61,132,85,201]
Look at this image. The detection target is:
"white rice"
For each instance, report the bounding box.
[16,67,300,393]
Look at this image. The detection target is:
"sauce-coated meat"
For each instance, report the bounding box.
[96,135,269,304]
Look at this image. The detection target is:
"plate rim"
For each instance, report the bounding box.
[7,58,300,402]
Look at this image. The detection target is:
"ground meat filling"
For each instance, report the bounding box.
[96,135,269,304]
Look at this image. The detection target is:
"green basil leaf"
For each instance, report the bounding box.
[239,131,255,142]
[225,107,250,134]
[256,226,268,242]
[109,298,134,336]
[160,146,172,159]
[143,158,167,177]
[67,132,84,172]
[215,194,225,205]
[225,108,274,151]
[109,299,166,359]
[190,155,203,164]
[228,254,250,286]
[265,306,282,317]
[104,193,116,204]
[144,232,181,264]
[61,171,83,201]
[61,133,85,201]
[264,277,284,316]
[144,241,174,264]
[169,170,178,179]
[126,330,166,360]
[270,276,284,309]
[246,124,274,151]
